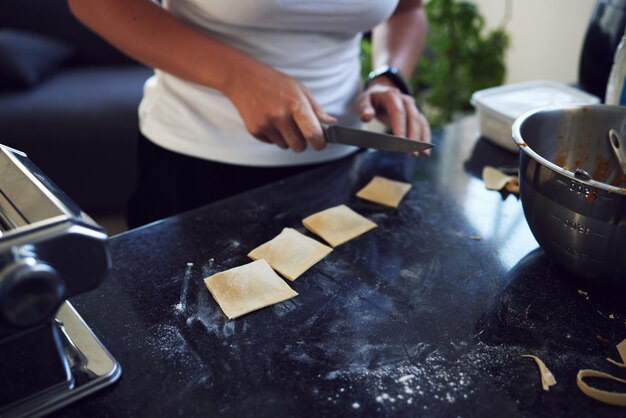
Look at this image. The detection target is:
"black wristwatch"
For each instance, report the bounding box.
[366,65,413,96]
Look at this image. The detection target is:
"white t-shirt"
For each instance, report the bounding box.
[139,0,399,166]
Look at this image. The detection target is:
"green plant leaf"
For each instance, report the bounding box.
[361,0,510,127]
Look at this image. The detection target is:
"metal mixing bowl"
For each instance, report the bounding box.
[512,104,626,287]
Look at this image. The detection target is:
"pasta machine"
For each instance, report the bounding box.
[0,144,120,418]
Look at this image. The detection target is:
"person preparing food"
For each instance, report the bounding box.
[67,0,431,227]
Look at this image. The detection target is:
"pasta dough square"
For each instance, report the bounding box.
[248,228,332,281]
[302,204,377,247]
[204,259,298,320]
[356,176,412,208]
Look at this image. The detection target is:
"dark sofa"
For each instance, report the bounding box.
[0,0,153,211]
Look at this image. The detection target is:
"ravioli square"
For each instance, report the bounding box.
[248,228,332,281]
[302,204,377,247]
[356,176,412,208]
[204,259,298,319]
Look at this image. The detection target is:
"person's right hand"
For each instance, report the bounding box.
[223,62,336,152]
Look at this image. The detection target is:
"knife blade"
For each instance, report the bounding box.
[322,124,433,153]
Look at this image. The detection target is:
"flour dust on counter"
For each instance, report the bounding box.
[309,340,535,415]
[144,263,218,370]
[183,276,243,338]
[173,261,195,315]
[146,323,193,361]
[168,260,246,341]
[146,246,626,415]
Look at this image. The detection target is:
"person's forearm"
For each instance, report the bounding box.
[371,0,427,80]
[67,0,258,95]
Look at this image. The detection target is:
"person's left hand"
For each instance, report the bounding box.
[356,78,431,156]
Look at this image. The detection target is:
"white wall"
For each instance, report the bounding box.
[470,0,596,85]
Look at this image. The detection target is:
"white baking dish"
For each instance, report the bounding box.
[470,80,600,153]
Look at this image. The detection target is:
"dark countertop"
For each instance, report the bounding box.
[61,116,626,417]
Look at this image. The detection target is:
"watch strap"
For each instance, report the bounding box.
[366,65,413,96]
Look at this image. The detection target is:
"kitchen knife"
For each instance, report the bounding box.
[322,124,433,153]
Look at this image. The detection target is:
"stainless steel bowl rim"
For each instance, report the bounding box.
[512,104,626,195]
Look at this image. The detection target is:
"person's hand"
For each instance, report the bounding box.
[356,77,431,156]
[223,62,336,152]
